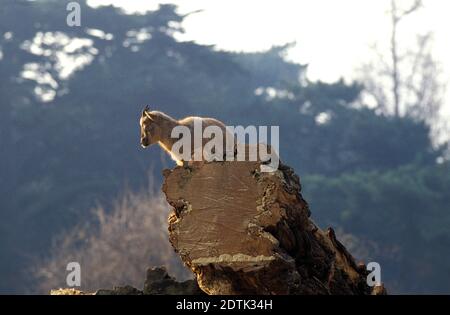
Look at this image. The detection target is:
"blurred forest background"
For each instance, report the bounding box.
[1,0,449,294]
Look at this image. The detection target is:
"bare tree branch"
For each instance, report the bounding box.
[359,0,444,125]
[398,0,423,18]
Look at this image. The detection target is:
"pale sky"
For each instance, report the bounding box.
[87,0,450,119]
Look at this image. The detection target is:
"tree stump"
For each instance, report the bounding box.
[162,160,386,295]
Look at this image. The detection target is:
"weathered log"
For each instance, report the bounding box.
[162,159,386,295]
[50,267,202,295]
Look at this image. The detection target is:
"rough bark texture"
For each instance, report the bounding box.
[162,160,386,295]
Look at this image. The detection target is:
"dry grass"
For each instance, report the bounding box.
[32,181,191,294]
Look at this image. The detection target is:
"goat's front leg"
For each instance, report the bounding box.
[181,160,194,172]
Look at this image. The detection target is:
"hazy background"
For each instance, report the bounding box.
[90,0,450,120]
[1,0,449,294]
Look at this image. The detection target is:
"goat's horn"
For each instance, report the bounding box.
[145,111,154,121]
[142,105,150,116]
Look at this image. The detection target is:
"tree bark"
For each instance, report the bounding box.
[162,159,386,295]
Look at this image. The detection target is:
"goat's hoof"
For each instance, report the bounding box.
[182,161,193,172]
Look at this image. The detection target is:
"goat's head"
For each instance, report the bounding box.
[140,105,157,148]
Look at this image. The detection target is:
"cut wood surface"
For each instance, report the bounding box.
[163,159,386,295]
